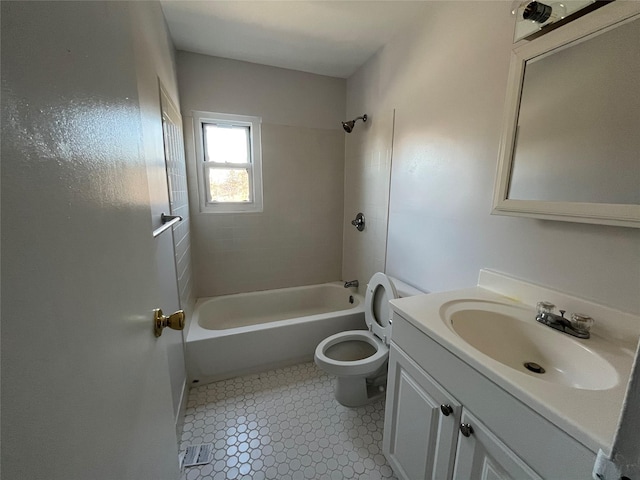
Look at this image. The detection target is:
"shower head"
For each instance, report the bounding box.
[342,114,367,133]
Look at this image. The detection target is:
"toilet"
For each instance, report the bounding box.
[314,272,424,407]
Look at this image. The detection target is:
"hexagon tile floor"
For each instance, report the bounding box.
[179,361,398,480]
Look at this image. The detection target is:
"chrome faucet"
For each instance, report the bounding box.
[535,302,592,339]
[344,280,359,288]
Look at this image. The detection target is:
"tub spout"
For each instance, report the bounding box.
[344,280,359,288]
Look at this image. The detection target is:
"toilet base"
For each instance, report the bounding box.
[333,363,388,407]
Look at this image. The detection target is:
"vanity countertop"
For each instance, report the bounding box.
[389,272,639,455]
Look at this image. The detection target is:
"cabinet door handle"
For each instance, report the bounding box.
[459,423,474,437]
[440,404,454,416]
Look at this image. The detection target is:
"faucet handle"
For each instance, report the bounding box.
[570,313,594,333]
[536,301,555,315]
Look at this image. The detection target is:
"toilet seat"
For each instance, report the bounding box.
[314,330,388,376]
[314,273,399,377]
[364,272,397,345]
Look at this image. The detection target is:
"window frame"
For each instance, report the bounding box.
[193,111,263,213]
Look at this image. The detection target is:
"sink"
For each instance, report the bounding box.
[439,300,619,390]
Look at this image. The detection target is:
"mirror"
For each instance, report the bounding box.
[493,2,640,227]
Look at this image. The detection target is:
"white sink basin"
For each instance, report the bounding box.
[440,299,619,390]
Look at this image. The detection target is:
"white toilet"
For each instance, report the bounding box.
[314,272,423,407]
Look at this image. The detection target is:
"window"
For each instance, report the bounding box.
[193,111,263,213]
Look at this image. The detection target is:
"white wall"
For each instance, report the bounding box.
[177,53,345,130]
[178,53,347,296]
[345,1,640,314]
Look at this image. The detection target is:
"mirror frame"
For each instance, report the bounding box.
[493,2,640,228]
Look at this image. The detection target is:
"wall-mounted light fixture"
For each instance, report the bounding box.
[511,0,605,42]
[519,1,566,24]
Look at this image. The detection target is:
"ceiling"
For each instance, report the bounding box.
[160,1,432,78]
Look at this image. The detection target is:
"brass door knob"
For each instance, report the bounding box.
[154,308,185,337]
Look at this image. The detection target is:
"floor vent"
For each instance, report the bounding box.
[181,443,213,468]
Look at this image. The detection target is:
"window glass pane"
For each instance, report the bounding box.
[207,168,250,202]
[203,124,249,164]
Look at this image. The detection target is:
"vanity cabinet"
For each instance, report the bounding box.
[452,409,540,480]
[384,346,540,480]
[383,347,460,479]
[383,312,596,480]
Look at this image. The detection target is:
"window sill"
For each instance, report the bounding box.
[199,202,263,214]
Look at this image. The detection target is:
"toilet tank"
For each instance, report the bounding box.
[388,277,427,298]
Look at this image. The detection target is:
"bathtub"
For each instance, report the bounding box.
[186,282,365,384]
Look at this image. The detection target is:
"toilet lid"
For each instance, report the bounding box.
[365,272,398,345]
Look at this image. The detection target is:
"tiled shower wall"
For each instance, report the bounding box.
[166,128,195,315]
[188,123,344,295]
[178,53,346,297]
[342,109,394,293]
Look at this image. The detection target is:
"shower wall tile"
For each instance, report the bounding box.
[165,118,195,318]
[342,110,394,291]
[178,53,346,297]
[191,123,345,297]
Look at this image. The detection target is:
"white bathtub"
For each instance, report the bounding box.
[186,282,365,384]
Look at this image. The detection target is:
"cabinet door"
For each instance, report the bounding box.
[453,410,542,480]
[384,346,461,480]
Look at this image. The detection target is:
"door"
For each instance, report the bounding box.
[452,410,542,480]
[383,346,461,480]
[1,2,181,479]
